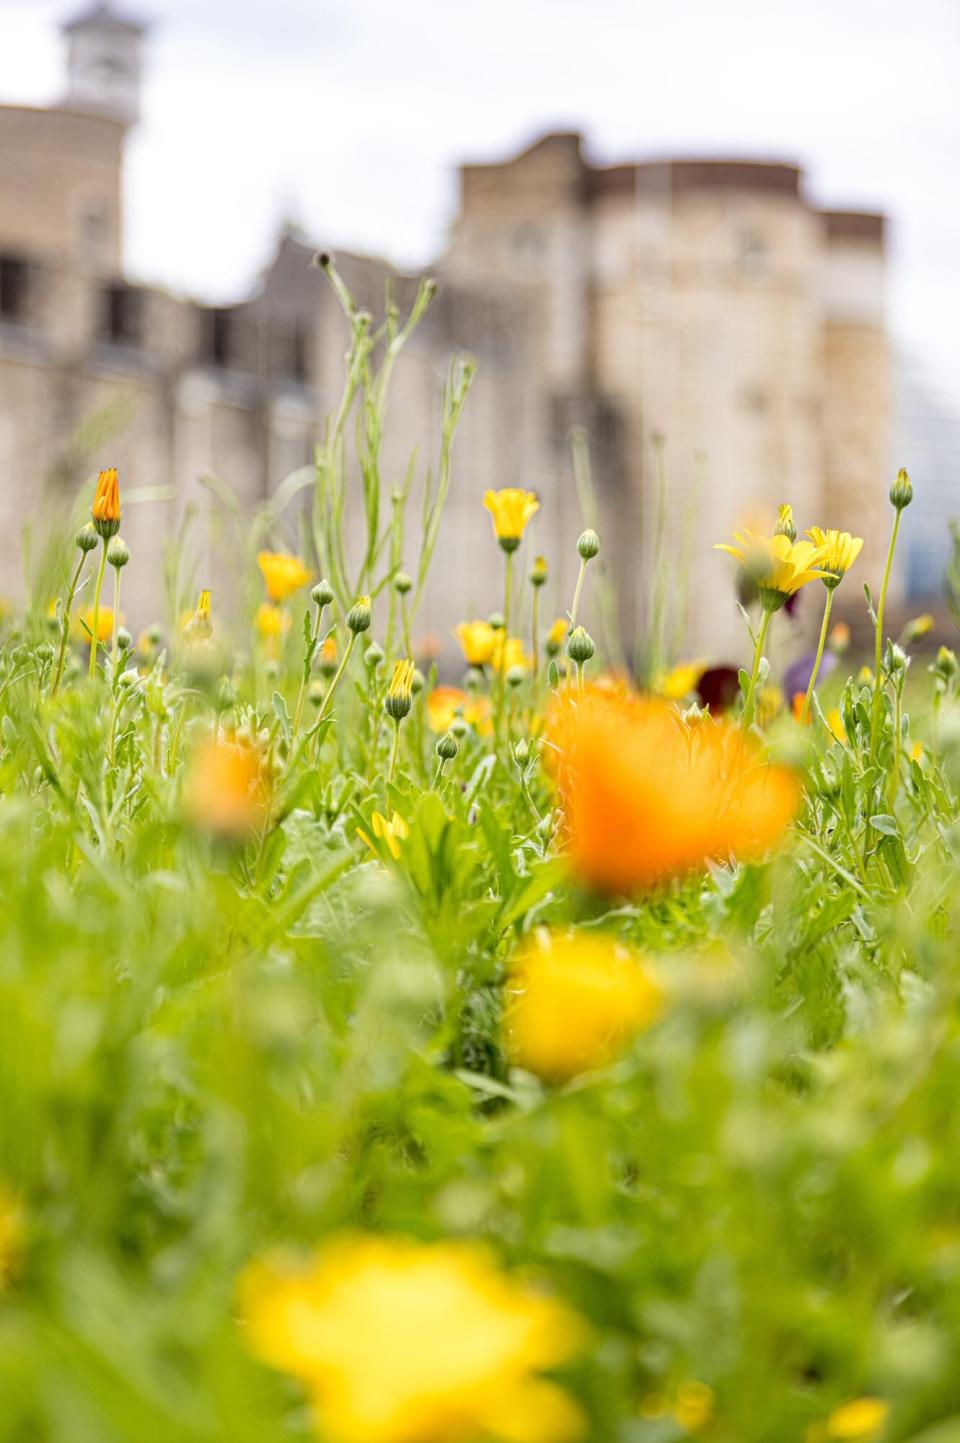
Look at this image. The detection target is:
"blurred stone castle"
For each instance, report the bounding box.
[0,3,891,656]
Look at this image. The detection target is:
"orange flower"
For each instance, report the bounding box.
[545,686,800,893]
[91,467,121,537]
[426,685,492,736]
[183,738,268,837]
[257,551,313,603]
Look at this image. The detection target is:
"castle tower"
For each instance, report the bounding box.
[62,3,146,128]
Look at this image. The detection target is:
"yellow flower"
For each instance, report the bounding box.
[185,588,212,641]
[504,929,663,1081]
[385,660,415,722]
[484,488,539,550]
[714,531,825,610]
[319,635,338,674]
[455,620,497,667]
[826,708,847,743]
[910,739,924,762]
[426,686,492,737]
[358,810,409,861]
[255,602,291,642]
[825,1397,889,1441]
[257,551,313,603]
[805,528,864,588]
[903,612,934,642]
[91,466,121,536]
[652,660,706,700]
[491,632,531,675]
[239,1235,585,1443]
[74,604,119,643]
[183,738,268,837]
[0,1183,23,1290]
[672,1381,715,1433]
[546,618,570,656]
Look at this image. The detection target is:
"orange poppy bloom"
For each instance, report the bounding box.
[182,738,268,837]
[545,685,800,893]
[426,685,492,736]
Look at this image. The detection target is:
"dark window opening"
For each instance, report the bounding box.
[102,284,143,346]
[202,308,234,367]
[0,256,30,323]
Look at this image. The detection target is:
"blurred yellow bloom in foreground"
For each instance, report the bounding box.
[238,1234,585,1443]
[182,738,267,837]
[257,550,313,603]
[504,930,663,1081]
[358,810,409,861]
[672,1380,715,1433]
[455,620,497,667]
[0,1183,23,1289]
[546,618,570,655]
[483,488,539,548]
[825,1397,889,1440]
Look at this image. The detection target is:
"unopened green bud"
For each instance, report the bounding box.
[506,664,526,689]
[514,738,530,766]
[384,691,412,721]
[547,659,560,689]
[566,626,595,664]
[116,627,133,652]
[436,731,458,761]
[107,535,129,569]
[577,529,600,561]
[935,645,959,678]
[76,522,99,553]
[890,467,913,510]
[487,611,505,631]
[308,678,325,705]
[346,596,372,634]
[411,668,425,695]
[118,668,137,689]
[146,623,163,646]
[311,579,334,608]
[364,641,384,670]
[394,570,413,595]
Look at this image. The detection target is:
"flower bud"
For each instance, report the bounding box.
[487,611,505,632]
[514,738,530,766]
[890,467,913,510]
[577,529,600,560]
[451,715,469,738]
[436,731,458,761]
[935,645,959,679]
[529,556,548,588]
[547,659,561,689]
[566,626,596,664]
[411,668,425,695]
[384,658,415,721]
[308,678,326,705]
[76,522,99,553]
[346,596,372,634]
[318,637,338,676]
[116,627,133,652]
[364,641,384,670]
[773,504,797,542]
[311,579,335,608]
[393,570,413,595]
[506,664,526,689]
[107,535,129,570]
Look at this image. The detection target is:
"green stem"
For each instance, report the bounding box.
[800,587,834,725]
[494,549,513,741]
[292,605,325,737]
[870,509,902,760]
[388,719,402,785]
[88,542,108,680]
[531,586,540,680]
[569,557,587,630]
[111,567,121,658]
[318,630,356,723]
[51,552,87,698]
[742,609,772,730]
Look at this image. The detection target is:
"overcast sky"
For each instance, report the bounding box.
[3,0,960,402]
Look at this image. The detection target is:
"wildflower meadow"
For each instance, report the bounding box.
[3,262,960,1443]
